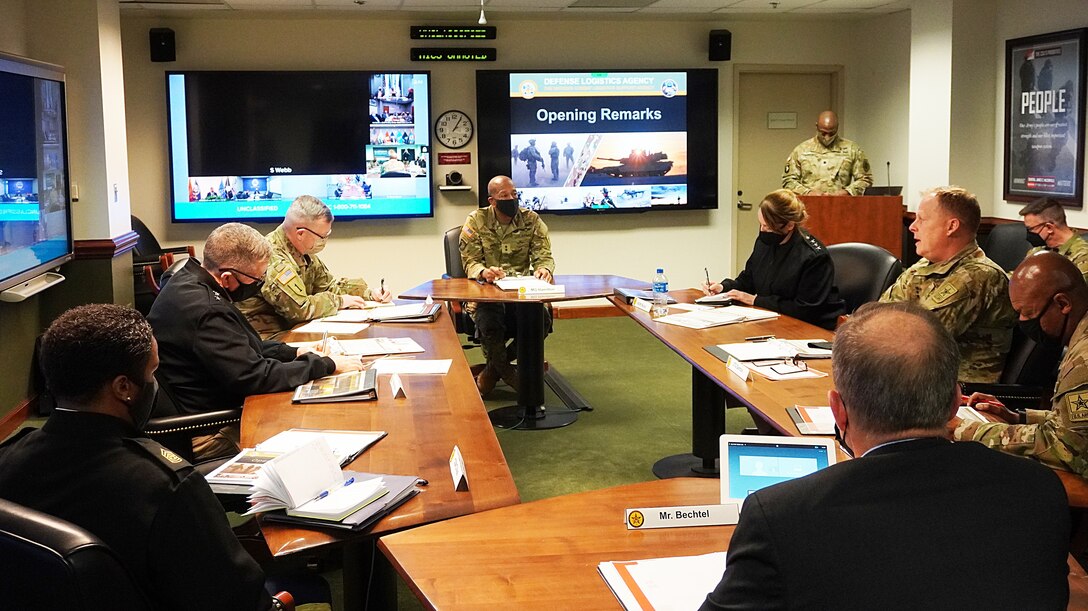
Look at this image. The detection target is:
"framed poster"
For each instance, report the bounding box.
[1004,28,1087,207]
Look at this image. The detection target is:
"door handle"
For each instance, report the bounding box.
[736,189,752,210]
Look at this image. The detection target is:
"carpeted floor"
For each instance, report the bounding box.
[382,315,755,609]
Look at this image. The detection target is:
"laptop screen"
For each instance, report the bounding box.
[723,439,833,501]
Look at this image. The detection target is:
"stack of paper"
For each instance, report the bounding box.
[292,369,378,403]
[656,305,779,330]
[289,337,425,357]
[494,276,554,291]
[787,406,836,435]
[714,338,831,362]
[294,320,371,334]
[244,438,390,522]
[206,429,387,489]
[598,552,728,611]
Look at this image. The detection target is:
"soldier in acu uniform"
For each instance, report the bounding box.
[238,195,392,340]
[955,251,1088,477]
[782,110,872,196]
[459,175,555,396]
[1019,196,1088,284]
[0,304,283,610]
[881,186,1016,383]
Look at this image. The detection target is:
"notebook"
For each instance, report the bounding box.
[719,434,837,505]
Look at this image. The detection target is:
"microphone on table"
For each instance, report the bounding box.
[886,161,892,188]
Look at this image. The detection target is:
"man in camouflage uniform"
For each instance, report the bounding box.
[1020,196,1088,284]
[782,110,872,196]
[880,186,1015,383]
[954,251,1088,477]
[459,175,555,396]
[238,195,392,339]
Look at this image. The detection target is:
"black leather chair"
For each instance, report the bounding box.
[961,326,1062,411]
[0,497,152,610]
[132,215,195,315]
[982,222,1033,272]
[442,226,479,345]
[827,242,902,313]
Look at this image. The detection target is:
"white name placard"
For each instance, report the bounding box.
[625,504,739,530]
[631,297,653,313]
[449,445,469,491]
[726,355,751,381]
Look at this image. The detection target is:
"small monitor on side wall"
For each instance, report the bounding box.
[0,53,73,296]
[166,70,433,223]
[476,69,718,215]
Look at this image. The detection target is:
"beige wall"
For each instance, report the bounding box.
[120,13,909,291]
[0,0,26,56]
[991,0,1088,225]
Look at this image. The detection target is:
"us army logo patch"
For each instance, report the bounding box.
[1066,392,1088,424]
[160,448,184,464]
[929,282,958,305]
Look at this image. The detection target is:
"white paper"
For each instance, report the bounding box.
[334,337,425,357]
[598,551,728,611]
[494,276,553,291]
[293,320,371,334]
[792,406,836,435]
[256,429,385,465]
[747,361,827,381]
[669,302,713,312]
[657,305,777,330]
[957,405,987,422]
[245,438,343,514]
[321,302,395,322]
[717,339,798,361]
[373,359,452,375]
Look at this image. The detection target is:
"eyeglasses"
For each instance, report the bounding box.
[1025,221,1050,234]
[221,267,265,287]
[299,226,332,239]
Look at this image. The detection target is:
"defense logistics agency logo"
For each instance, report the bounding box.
[160,448,184,464]
[519,80,537,100]
[627,510,645,528]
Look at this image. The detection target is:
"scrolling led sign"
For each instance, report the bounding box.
[411,26,497,40]
[410,48,497,62]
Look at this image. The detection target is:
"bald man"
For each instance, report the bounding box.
[782,110,872,196]
[954,251,1088,476]
[459,175,555,396]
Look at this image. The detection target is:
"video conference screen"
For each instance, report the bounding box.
[167,71,433,222]
[476,69,718,215]
[0,56,73,294]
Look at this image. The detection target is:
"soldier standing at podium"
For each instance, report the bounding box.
[782,110,872,196]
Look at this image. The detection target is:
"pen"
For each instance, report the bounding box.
[320,330,329,353]
[316,477,356,500]
[704,267,711,286]
[380,277,385,295]
[745,334,775,342]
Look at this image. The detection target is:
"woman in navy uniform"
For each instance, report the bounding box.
[702,189,845,330]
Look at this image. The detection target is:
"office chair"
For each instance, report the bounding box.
[132,215,196,315]
[827,243,902,313]
[0,497,153,610]
[960,326,1062,411]
[981,223,1033,272]
[442,226,477,344]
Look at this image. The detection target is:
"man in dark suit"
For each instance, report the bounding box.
[701,301,1071,610]
[148,222,361,459]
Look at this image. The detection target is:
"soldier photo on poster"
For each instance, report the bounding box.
[1004,28,1087,206]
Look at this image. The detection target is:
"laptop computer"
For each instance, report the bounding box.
[865,186,903,196]
[719,434,837,505]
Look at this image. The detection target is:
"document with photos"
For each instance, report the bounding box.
[206,449,280,487]
[292,369,378,403]
[656,305,779,330]
[206,429,386,489]
[599,551,728,611]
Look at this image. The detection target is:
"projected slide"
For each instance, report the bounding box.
[507,72,688,212]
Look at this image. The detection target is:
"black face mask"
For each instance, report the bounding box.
[834,423,854,458]
[757,230,782,246]
[1025,229,1047,248]
[128,377,158,431]
[227,279,264,302]
[495,198,519,218]
[1018,299,1063,349]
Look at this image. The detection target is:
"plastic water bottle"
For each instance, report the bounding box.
[652,268,669,316]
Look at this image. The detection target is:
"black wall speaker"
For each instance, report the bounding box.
[149,28,176,63]
[709,29,731,62]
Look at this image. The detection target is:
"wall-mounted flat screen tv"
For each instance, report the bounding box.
[476,69,717,214]
[166,70,432,223]
[0,53,73,294]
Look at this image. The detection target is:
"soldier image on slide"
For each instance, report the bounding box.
[519,139,544,187]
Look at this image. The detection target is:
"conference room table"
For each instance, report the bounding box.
[380,476,1088,609]
[241,310,519,609]
[400,275,644,430]
[608,289,836,476]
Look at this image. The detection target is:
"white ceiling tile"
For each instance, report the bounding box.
[643,0,736,8]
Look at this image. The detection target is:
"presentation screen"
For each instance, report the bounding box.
[0,53,73,294]
[476,69,717,214]
[166,70,433,223]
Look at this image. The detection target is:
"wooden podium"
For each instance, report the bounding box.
[799,195,904,258]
